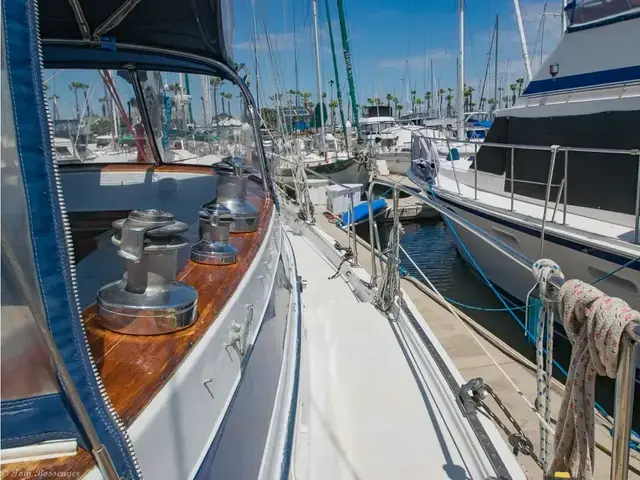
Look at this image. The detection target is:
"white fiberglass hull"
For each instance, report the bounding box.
[430,190,640,313]
[277,157,369,188]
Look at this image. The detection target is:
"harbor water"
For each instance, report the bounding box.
[357,217,639,432]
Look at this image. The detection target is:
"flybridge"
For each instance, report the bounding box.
[567,0,640,31]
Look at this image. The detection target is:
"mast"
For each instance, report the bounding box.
[494,15,499,113]
[293,0,300,106]
[200,76,209,126]
[184,74,194,124]
[512,0,533,82]
[456,0,464,140]
[324,0,349,151]
[337,0,359,131]
[430,58,435,117]
[251,0,260,110]
[311,0,326,152]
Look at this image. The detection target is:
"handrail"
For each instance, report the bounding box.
[412,132,640,244]
[271,154,359,265]
[366,174,640,480]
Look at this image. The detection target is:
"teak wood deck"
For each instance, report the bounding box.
[2,165,273,479]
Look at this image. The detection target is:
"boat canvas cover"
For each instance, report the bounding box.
[474,110,640,215]
[410,134,440,185]
[40,0,235,66]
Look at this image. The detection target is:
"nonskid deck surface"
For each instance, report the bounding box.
[286,230,522,480]
[309,215,640,479]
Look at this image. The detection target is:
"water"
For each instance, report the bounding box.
[357,218,639,432]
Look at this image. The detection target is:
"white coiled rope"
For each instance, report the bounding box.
[550,278,639,479]
[533,259,564,471]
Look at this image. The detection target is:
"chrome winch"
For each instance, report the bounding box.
[214,156,259,233]
[191,203,238,265]
[96,209,198,335]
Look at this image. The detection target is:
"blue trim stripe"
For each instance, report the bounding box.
[1,395,87,450]
[434,193,640,271]
[523,65,640,96]
[3,0,138,476]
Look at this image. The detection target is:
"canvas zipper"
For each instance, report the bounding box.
[32,2,143,478]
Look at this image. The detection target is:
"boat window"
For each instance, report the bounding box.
[43,68,156,164]
[146,72,258,168]
[567,0,640,28]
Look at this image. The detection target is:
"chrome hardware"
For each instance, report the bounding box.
[213,156,259,233]
[228,304,254,356]
[96,209,198,335]
[191,204,238,265]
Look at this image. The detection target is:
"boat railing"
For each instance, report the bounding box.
[415,133,640,245]
[271,155,359,265]
[365,175,640,480]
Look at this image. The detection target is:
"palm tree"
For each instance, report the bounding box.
[328,80,335,104]
[415,97,423,113]
[209,77,222,124]
[167,82,181,95]
[502,95,510,108]
[223,92,233,116]
[392,97,400,117]
[98,96,107,117]
[374,97,382,106]
[48,94,60,121]
[516,77,525,97]
[410,89,417,112]
[397,105,404,115]
[497,86,504,109]
[68,81,89,120]
[328,99,338,132]
[438,88,445,116]
[300,91,312,110]
[487,98,496,114]
[424,91,432,116]
[287,89,297,106]
[220,91,227,115]
[463,85,474,112]
[386,93,393,107]
[367,97,374,106]
[445,93,454,117]
[509,83,518,107]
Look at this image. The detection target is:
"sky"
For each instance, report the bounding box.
[44,0,564,122]
[233,0,563,108]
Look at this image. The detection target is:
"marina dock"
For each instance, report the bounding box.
[313,212,640,479]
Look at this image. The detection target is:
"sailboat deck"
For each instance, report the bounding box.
[1,185,273,479]
[309,214,640,479]
[287,225,524,479]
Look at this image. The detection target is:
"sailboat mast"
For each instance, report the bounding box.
[200,76,209,126]
[457,0,464,140]
[430,58,435,117]
[311,0,326,151]
[512,0,533,82]
[494,15,499,112]
[251,0,260,110]
[293,0,300,106]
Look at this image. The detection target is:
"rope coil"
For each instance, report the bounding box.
[551,279,639,479]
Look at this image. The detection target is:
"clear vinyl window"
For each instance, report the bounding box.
[43,68,258,169]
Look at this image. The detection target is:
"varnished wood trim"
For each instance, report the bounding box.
[2,193,273,479]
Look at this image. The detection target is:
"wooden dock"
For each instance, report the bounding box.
[312,213,640,479]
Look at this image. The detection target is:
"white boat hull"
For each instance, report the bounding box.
[436,194,640,312]
[278,158,370,188]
